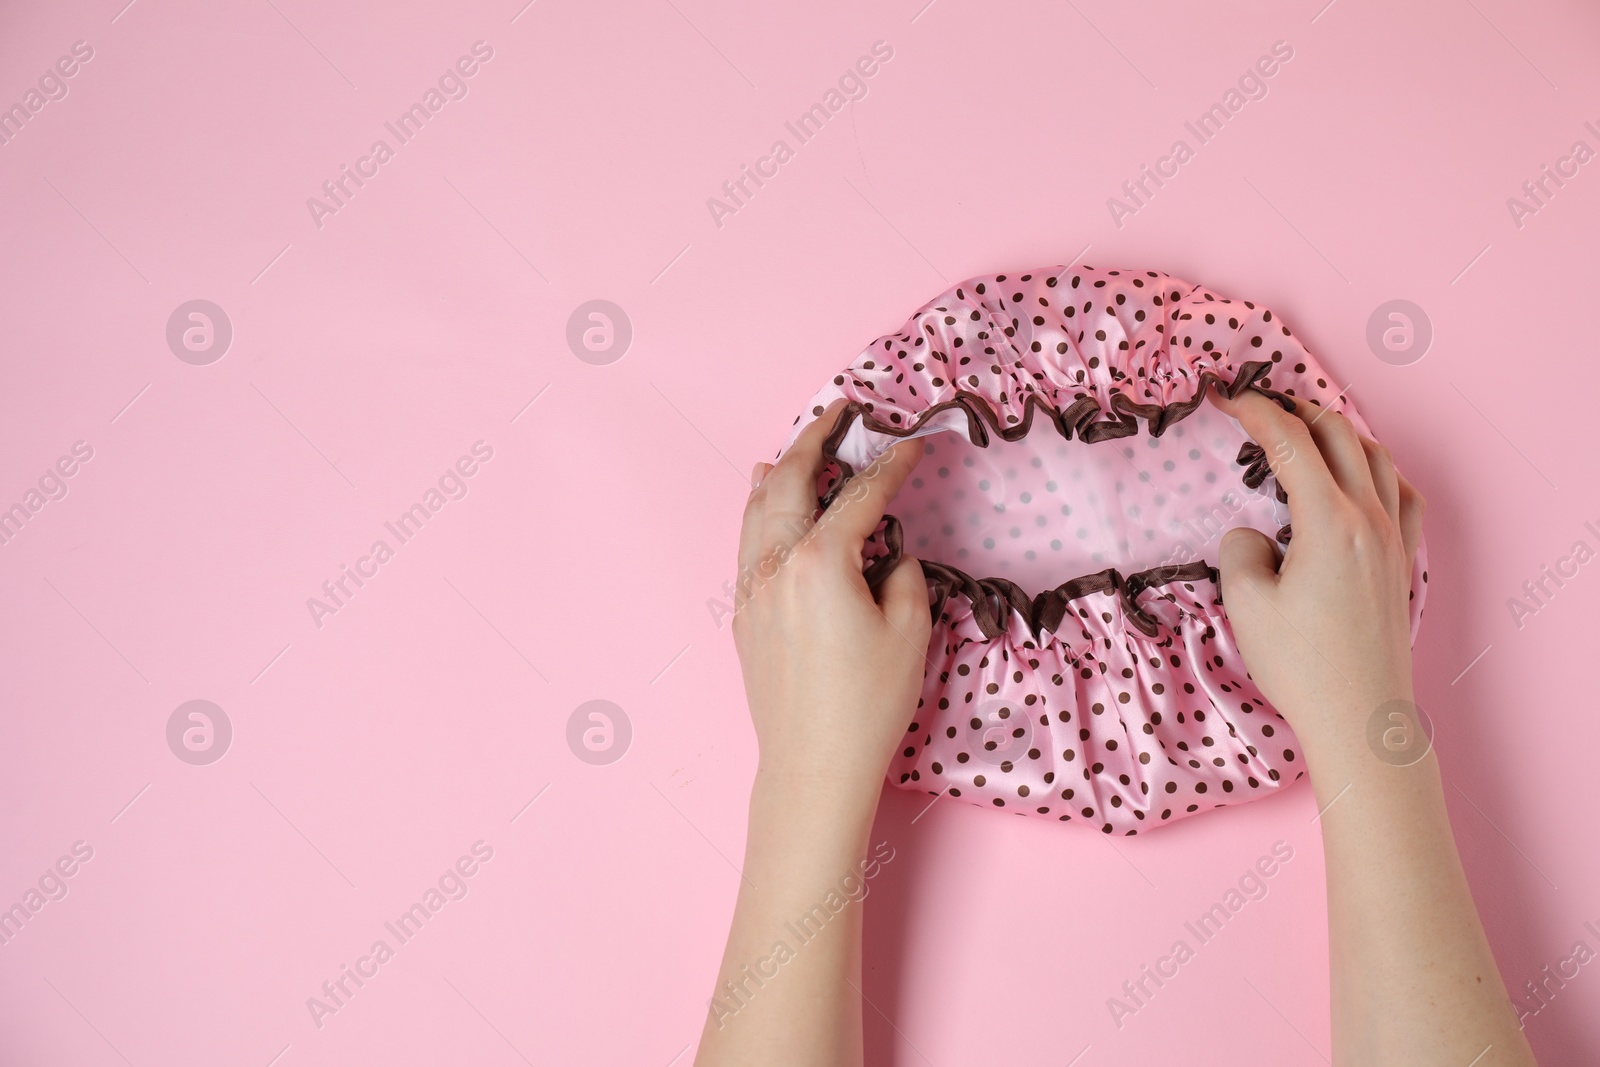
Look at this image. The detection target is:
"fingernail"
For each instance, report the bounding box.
[750,462,771,488]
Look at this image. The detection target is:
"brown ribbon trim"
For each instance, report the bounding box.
[908,552,1219,642]
[820,360,1287,463]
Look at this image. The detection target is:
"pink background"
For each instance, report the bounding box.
[2,0,1597,1063]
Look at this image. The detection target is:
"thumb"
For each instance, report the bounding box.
[1218,527,1281,607]
[879,553,933,644]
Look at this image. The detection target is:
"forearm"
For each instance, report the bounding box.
[1306,730,1536,1066]
[694,773,882,1067]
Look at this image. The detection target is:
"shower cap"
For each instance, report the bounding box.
[781,263,1427,834]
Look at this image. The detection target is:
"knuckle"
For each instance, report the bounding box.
[1346,508,1403,556]
[1323,412,1357,441]
[789,536,830,570]
[1282,420,1315,447]
[1271,424,1312,466]
[1399,480,1427,514]
[753,546,788,582]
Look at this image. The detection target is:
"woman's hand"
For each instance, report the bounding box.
[1208,386,1425,763]
[734,399,931,814]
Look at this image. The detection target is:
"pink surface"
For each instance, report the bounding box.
[0,0,1596,1064]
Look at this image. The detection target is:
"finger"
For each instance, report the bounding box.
[816,438,923,552]
[1359,438,1400,525]
[1208,386,1338,519]
[1285,401,1377,504]
[1397,472,1426,567]
[736,462,774,580]
[879,553,933,643]
[1218,527,1282,605]
[756,399,848,557]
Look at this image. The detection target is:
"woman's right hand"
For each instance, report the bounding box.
[1206,386,1426,764]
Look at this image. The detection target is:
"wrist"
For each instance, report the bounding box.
[1289,694,1444,802]
[750,764,882,845]
[1279,682,1417,763]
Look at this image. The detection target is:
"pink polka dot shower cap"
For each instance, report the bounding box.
[782,263,1428,834]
